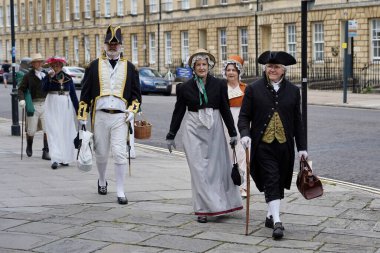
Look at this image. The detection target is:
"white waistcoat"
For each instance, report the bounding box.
[99,58,128,98]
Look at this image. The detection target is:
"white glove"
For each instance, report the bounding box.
[79,120,87,126]
[19,100,25,108]
[48,69,55,77]
[166,139,176,153]
[240,136,251,150]
[126,111,134,122]
[299,150,308,159]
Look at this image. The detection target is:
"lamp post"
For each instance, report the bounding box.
[255,0,260,76]
[10,0,20,136]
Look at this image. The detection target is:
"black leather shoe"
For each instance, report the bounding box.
[97,180,107,195]
[272,222,284,239]
[59,163,69,166]
[51,162,58,170]
[265,215,274,228]
[197,216,208,223]
[117,196,128,205]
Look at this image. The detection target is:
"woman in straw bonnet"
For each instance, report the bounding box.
[166,49,243,223]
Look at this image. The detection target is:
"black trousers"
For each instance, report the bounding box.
[256,139,290,203]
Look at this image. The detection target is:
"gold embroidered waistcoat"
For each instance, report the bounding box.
[261,112,287,144]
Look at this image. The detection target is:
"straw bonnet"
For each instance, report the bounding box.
[30,53,44,63]
[187,48,216,69]
[258,51,296,66]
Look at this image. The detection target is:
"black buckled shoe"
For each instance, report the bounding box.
[117,196,128,205]
[51,162,58,170]
[265,215,274,228]
[97,180,108,195]
[197,216,208,223]
[272,222,284,240]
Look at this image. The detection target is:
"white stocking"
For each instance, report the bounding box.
[114,163,126,198]
[268,199,281,224]
[266,205,272,219]
[97,161,107,186]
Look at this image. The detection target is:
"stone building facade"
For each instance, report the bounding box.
[0,0,379,76]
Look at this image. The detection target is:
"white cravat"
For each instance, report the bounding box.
[35,70,45,80]
[271,78,283,92]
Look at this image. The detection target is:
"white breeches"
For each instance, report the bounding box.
[26,101,46,136]
[94,111,127,164]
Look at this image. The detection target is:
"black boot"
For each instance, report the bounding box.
[26,135,33,157]
[42,134,51,160]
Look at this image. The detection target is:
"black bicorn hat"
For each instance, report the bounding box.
[104,25,123,44]
[258,51,296,66]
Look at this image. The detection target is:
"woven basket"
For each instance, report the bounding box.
[134,120,152,139]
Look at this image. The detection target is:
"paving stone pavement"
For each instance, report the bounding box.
[0,97,379,253]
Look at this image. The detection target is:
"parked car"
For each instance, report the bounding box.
[139,67,172,96]
[62,66,85,89]
[5,57,32,85]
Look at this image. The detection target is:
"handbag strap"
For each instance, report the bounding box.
[300,156,312,173]
[232,146,238,164]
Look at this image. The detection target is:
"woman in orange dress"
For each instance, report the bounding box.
[222,55,248,197]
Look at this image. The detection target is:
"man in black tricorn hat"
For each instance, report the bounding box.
[238,51,307,239]
[78,25,141,205]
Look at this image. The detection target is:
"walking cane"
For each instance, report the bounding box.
[126,121,132,176]
[21,107,25,160]
[245,148,251,235]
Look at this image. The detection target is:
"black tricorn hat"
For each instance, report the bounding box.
[258,51,296,66]
[104,25,123,44]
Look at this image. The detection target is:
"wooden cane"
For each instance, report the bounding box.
[245,148,251,235]
[21,107,25,160]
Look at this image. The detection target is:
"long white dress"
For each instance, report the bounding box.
[45,93,77,164]
[183,109,243,216]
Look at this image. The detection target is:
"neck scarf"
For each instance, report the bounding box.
[194,75,208,105]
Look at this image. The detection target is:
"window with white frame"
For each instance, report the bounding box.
[73,36,79,64]
[286,23,296,58]
[181,31,189,64]
[84,35,90,63]
[54,38,59,56]
[182,0,189,10]
[55,0,60,22]
[201,0,208,6]
[239,27,248,60]
[36,38,41,53]
[85,0,91,18]
[105,0,111,17]
[95,35,100,58]
[95,0,100,17]
[14,4,18,26]
[6,5,10,27]
[131,34,138,64]
[165,32,172,64]
[29,2,33,25]
[0,7,3,27]
[164,0,173,11]
[371,19,380,62]
[37,0,42,24]
[219,28,227,61]
[131,0,137,15]
[149,33,156,64]
[44,38,49,60]
[65,0,70,21]
[74,0,80,19]
[150,0,157,13]
[117,0,124,16]
[313,22,324,61]
[63,37,69,60]
[46,0,51,23]
[6,40,11,59]
[220,0,228,5]
[21,3,26,26]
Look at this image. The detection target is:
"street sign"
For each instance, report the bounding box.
[348,20,358,37]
